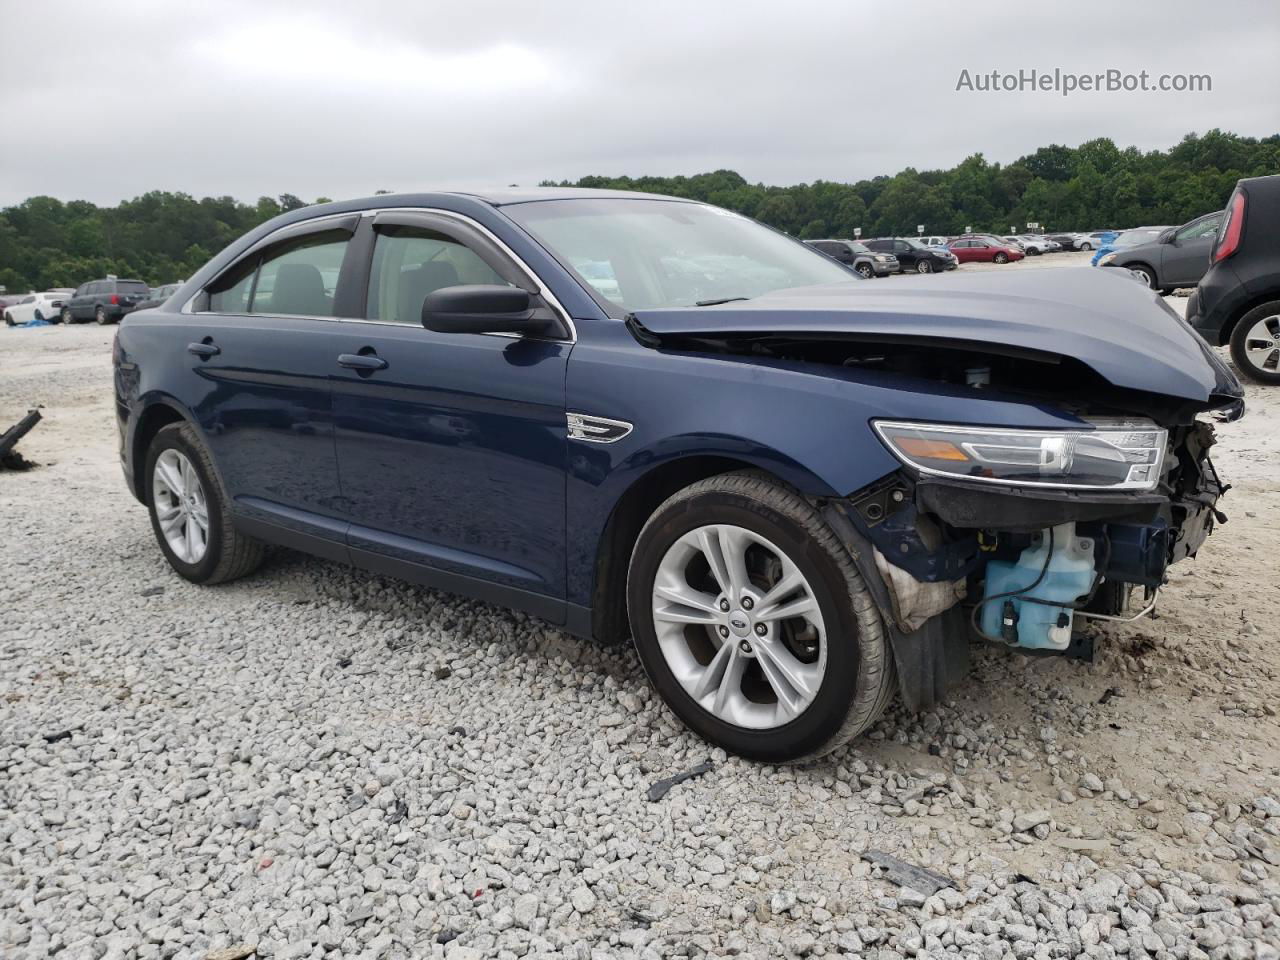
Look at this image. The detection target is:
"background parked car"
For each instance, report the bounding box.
[864,237,957,273]
[1090,227,1169,266]
[916,235,950,248]
[3,289,74,326]
[1187,174,1280,384]
[134,282,185,311]
[803,239,899,277]
[62,277,152,324]
[949,237,1025,264]
[1097,211,1222,292]
[1003,235,1050,255]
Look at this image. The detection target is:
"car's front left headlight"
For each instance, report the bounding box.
[874,255,889,262]
[873,419,1167,491]
[1097,253,1117,266]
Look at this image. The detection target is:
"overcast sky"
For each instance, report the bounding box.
[1,0,1276,207]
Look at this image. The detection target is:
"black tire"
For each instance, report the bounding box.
[3,313,12,327]
[1130,264,1158,289]
[626,472,895,762]
[1027,247,1042,256]
[855,263,874,279]
[145,422,265,584]
[993,252,1009,264]
[61,308,73,325]
[1080,241,1093,251]
[1228,301,1280,385]
[915,260,933,274]
[94,306,109,325]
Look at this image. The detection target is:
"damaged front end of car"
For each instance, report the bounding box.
[626,271,1245,710]
[821,416,1229,707]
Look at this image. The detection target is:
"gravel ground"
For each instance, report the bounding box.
[2,271,1279,959]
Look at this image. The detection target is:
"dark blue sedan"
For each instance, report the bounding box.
[114,189,1243,761]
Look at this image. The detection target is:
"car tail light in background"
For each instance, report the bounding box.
[110,294,120,305]
[1214,190,1246,263]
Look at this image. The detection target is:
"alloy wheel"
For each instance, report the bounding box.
[650,523,827,730]
[152,449,210,564]
[1242,314,1280,374]
[916,261,932,274]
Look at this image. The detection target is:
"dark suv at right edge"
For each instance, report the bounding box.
[1187,174,1280,384]
[62,278,152,325]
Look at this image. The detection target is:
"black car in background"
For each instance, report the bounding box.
[1098,211,1222,293]
[1188,174,1280,384]
[864,237,957,273]
[62,277,152,325]
[804,239,899,277]
[134,282,185,312]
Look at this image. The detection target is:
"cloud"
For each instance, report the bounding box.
[0,0,1275,206]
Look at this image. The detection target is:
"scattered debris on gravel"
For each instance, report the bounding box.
[0,407,41,470]
[2,317,1278,958]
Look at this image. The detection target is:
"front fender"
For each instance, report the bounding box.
[564,316,1094,607]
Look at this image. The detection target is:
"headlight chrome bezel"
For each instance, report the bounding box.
[872,419,1169,492]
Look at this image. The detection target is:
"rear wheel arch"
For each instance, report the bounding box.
[1220,290,1280,345]
[131,402,190,505]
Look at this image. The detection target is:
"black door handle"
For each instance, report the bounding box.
[337,353,388,371]
[187,342,220,358]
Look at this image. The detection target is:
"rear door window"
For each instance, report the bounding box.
[205,230,352,316]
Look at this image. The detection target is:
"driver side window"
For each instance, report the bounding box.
[1176,216,1221,242]
[366,226,510,324]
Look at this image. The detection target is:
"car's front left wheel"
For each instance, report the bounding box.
[145,422,264,584]
[627,472,895,762]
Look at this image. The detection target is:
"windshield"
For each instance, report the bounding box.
[504,198,855,312]
[1113,230,1163,248]
[901,238,929,250]
[848,242,871,254]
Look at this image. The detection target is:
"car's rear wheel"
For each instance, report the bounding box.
[993,252,1009,264]
[627,472,895,762]
[145,422,264,584]
[1079,241,1093,250]
[94,306,109,325]
[1229,302,1280,385]
[915,260,932,274]
[61,308,73,325]
[855,263,873,279]
[3,313,13,327]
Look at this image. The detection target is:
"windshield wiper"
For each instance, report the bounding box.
[694,296,750,307]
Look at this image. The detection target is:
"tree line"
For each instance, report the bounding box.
[0,130,1275,295]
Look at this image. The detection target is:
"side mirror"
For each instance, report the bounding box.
[1159,229,1176,244]
[421,285,552,335]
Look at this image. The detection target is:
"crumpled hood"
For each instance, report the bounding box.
[628,267,1244,410]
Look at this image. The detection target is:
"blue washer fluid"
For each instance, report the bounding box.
[979,522,1096,651]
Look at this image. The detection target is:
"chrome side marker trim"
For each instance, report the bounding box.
[567,413,633,443]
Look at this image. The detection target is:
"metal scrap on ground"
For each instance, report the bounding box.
[647,760,714,802]
[861,849,953,895]
[0,408,41,470]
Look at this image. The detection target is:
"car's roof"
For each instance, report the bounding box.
[443,187,701,206]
